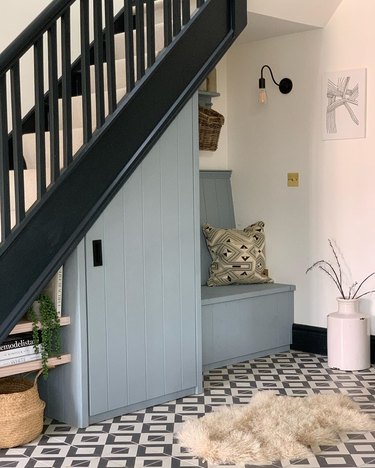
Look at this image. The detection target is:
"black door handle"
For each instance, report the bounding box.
[92,240,103,267]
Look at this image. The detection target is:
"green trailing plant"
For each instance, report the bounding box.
[306,239,375,300]
[27,295,61,379]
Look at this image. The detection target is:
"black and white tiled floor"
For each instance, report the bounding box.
[2,351,375,468]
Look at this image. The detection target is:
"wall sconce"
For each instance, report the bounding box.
[258,65,293,104]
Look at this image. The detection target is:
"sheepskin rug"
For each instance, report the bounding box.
[178,392,375,465]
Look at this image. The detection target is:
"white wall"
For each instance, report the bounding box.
[248,0,343,28]
[0,0,124,53]
[0,1,53,52]
[0,1,53,120]
[226,0,375,330]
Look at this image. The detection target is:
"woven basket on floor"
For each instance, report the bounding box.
[199,106,225,151]
[0,372,45,448]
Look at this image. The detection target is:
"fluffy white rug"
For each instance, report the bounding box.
[178,392,375,465]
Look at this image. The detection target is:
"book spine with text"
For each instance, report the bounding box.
[42,266,63,317]
[0,344,41,361]
[0,353,42,368]
[0,334,34,352]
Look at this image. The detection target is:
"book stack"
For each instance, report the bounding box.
[31,266,64,317]
[0,333,41,368]
[42,266,63,317]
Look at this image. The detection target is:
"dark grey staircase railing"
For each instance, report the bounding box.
[1,0,74,240]
[0,0,247,343]
[1,0,208,242]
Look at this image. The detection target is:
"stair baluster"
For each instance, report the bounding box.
[163,0,172,47]
[34,38,46,198]
[135,0,146,80]
[182,0,191,26]
[105,0,117,114]
[61,8,73,167]
[10,62,25,224]
[146,0,156,68]
[48,23,60,183]
[124,0,135,92]
[94,1,105,128]
[0,75,10,241]
[80,0,92,143]
[172,0,181,36]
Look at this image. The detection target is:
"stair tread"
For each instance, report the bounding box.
[114,23,165,60]
[8,169,40,214]
[23,128,84,170]
[154,0,201,23]
[58,88,127,130]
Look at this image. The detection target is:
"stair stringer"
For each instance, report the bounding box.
[0,0,247,343]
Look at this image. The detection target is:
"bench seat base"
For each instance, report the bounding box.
[201,283,295,369]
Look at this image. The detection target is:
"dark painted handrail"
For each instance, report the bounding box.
[0,0,75,77]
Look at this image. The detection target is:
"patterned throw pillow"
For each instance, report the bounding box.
[202,221,272,286]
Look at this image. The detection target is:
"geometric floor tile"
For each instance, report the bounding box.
[1,351,375,468]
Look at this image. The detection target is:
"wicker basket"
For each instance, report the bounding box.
[199,106,225,151]
[0,373,45,448]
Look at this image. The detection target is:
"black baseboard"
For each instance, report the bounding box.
[292,324,328,356]
[292,323,375,363]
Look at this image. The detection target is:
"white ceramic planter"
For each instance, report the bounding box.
[327,298,370,371]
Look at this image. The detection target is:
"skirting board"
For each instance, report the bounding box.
[89,386,198,425]
[203,345,290,371]
[292,323,375,363]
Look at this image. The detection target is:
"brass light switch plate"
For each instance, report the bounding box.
[287,172,299,187]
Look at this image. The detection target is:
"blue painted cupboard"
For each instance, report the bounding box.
[41,96,202,427]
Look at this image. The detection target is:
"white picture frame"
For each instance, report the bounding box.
[322,68,367,140]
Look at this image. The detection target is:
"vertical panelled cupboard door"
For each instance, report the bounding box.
[85,218,108,416]
[176,104,198,390]
[160,123,183,394]
[85,192,129,417]
[102,194,128,409]
[140,140,166,401]
[85,98,198,418]
[122,170,148,406]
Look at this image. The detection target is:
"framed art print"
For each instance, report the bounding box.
[323,68,366,140]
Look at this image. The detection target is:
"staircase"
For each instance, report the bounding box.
[16,2,185,223]
[0,0,246,343]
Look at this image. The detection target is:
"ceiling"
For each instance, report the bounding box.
[237,12,320,44]
[238,0,343,44]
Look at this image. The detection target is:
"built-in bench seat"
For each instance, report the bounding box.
[200,170,295,370]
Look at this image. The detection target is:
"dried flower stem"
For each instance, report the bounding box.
[348,282,358,299]
[318,265,345,298]
[352,272,375,299]
[306,239,375,300]
[356,289,375,299]
[306,258,345,298]
[328,239,342,287]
